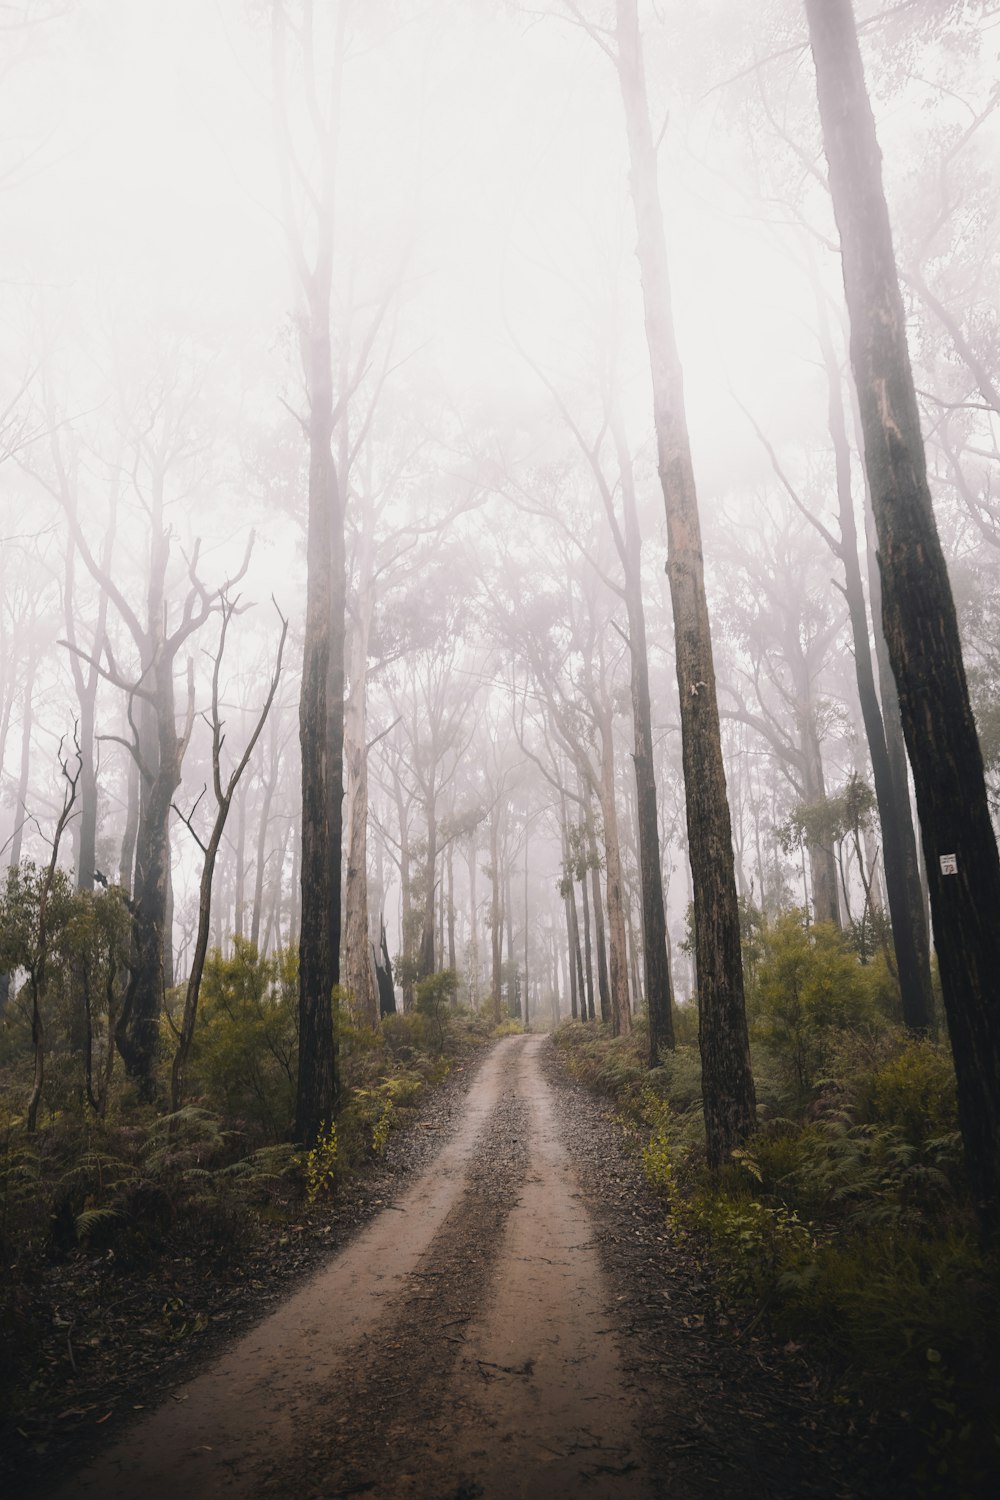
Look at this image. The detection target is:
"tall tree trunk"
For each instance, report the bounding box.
[250,729,279,951]
[523,838,530,1031]
[814,292,934,1029]
[343,595,378,1025]
[447,844,457,975]
[806,0,1000,1225]
[613,414,675,1054]
[0,646,38,1016]
[119,750,140,897]
[7,643,36,874]
[799,709,841,926]
[584,801,610,1024]
[565,884,580,1021]
[272,0,345,1146]
[560,805,581,1021]
[233,784,247,941]
[296,287,340,1142]
[489,806,502,1024]
[579,868,595,1022]
[116,651,193,1101]
[418,793,438,979]
[615,0,755,1163]
[467,835,480,1007]
[438,850,446,975]
[505,866,518,1017]
[596,707,631,1034]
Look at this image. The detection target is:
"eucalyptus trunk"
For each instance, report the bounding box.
[615,0,755,1163]
[343,592,378,1026]
[613,414,675,1054]
[816,296,934,1031]
[806,0,1000,1225]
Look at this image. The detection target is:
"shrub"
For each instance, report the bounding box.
[186,940,297,1142]
[752,914,884,1101]
[868,1040,959,1146]
[304,1122,338,1205]
[414,969,459,1051]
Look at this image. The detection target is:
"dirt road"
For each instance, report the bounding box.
[55,1035,894,1500]
[59,1036,650,1499]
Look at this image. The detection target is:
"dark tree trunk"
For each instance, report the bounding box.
[806,0,1000,1225]
[467,835,480,1007]
[490,809,503,1024]
[233,785,247,941]
[418,795,437,979]
[505,866,519,1017]
[296,297,340,1145]
[613,416,675,1056]
[119,751,139,897]
[816,294,934,1031]
[250,737,278,952]
[374,917,396,1018]
[0,647,38,1017]
[113,501,195,1100]
[523,840,530,1031]
[799,713,841,927]
[447,844,457,975]
[615,0,755,1163]
[171,601,284,1113]
[579,870,595,1022]
[565,884,580,1021]
[393,769,415,1013]
[584,806,610,1024]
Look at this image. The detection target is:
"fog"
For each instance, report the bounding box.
[1,0,998,1019]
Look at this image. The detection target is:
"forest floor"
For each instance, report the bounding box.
[7,1034,908,1499]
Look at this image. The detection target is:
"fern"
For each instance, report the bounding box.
[74,1205,122,1241]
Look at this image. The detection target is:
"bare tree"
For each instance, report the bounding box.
[171,593,287,1112]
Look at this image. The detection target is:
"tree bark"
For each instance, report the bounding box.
[489,804,503,1024]
[805,0,1000,1225]
[579,866,595,1022]
[582,803,610,1025]
[814,291,934,1030]
[612,414,675,1054]
[595,703,631,1034]
[295,284,340,1141]
[615,0,755,1163]
[467,834,480,1007]
[272,0,350,1145]
[343,584,378,1025]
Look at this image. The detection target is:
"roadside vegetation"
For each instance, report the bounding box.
[0,909,511,1471]
[554,909,1000,1495]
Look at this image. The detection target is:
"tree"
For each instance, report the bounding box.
[170,593,286,1112]
[736,273,934,1031]
[612,0,756,1162]
[717,506,846,929]
[51,399,245,1100]
[805,0,1000,1226]
[504,322,676,1054]
[0,735,80,1132]
[272,0,348,1144]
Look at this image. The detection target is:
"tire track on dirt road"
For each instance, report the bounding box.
[57,1035,652,1499]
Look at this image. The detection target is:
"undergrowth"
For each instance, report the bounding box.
[554,1019,1000,1494]
[0,945,492,1426]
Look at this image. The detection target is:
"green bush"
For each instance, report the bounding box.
[415,969,459,1051]
[185,939,297,1142]
[752,915,884,1101]
[868,1040,959,1146]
